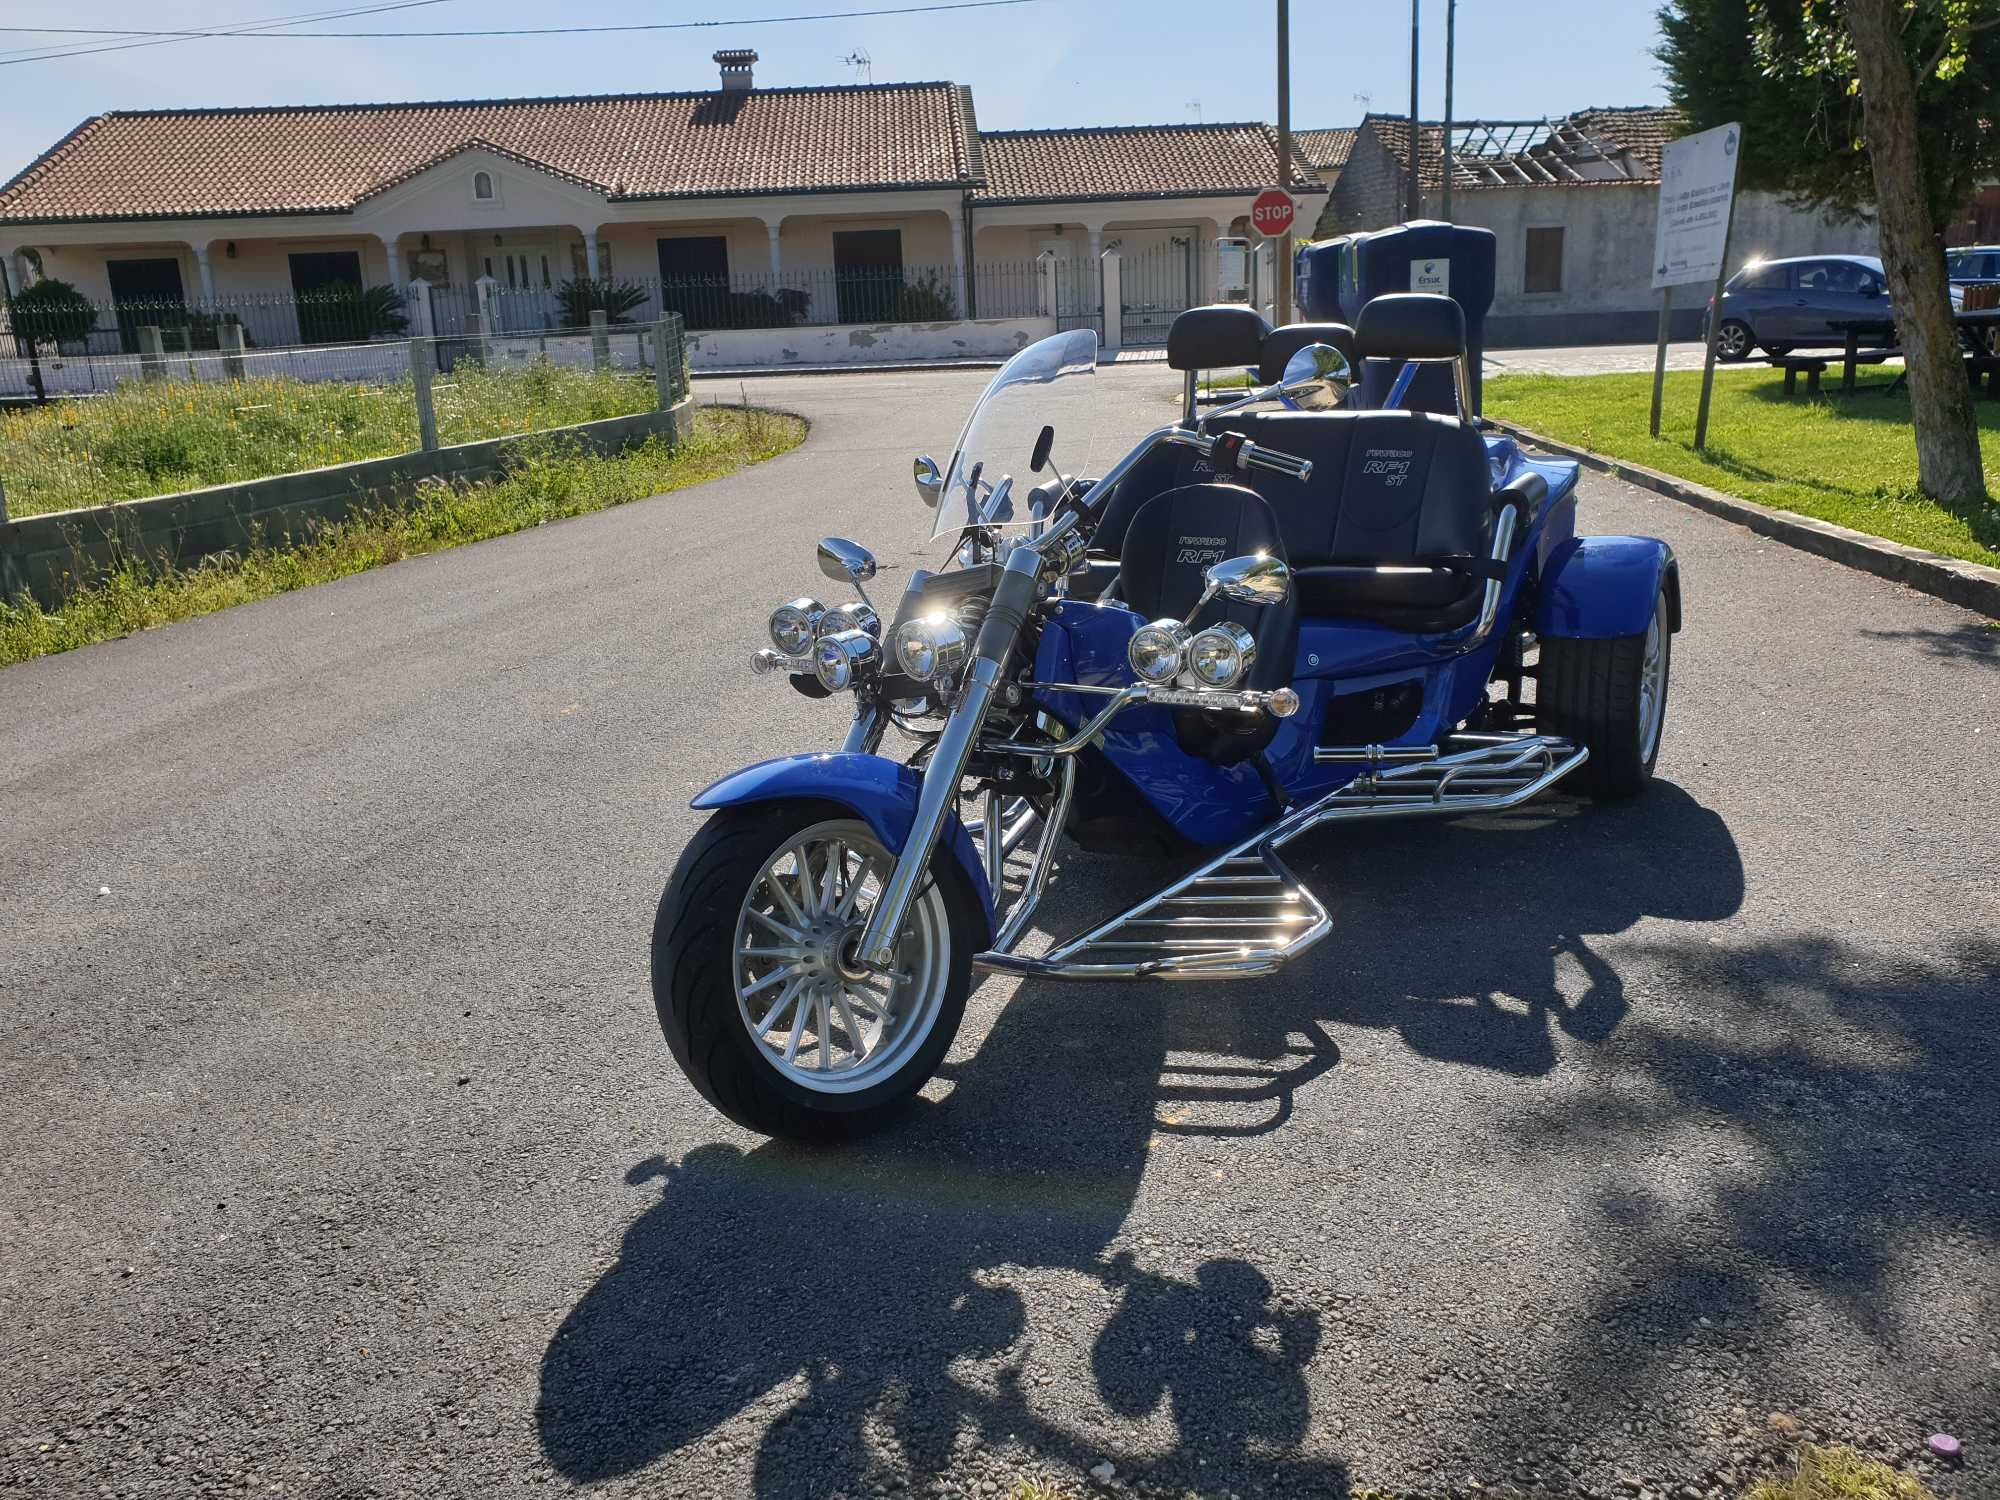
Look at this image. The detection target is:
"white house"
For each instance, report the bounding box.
[0,52,1322,354]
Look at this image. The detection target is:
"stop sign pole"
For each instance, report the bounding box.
[1251,187,1297,322]
[1275,0,1293,325]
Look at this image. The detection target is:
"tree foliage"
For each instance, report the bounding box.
[1656,0,2000,224]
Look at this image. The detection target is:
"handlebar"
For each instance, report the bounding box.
[1164,428,1313,482]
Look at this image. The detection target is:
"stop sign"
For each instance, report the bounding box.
[1251,188,1296,237]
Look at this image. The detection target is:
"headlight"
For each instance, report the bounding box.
[1128,619,1190,684]
[813,629,880,692]
[819,601,881,640]
[893,613,969,683]
[1187,623,1257,688]
[768,597,825,656]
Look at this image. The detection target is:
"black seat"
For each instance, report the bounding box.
[1259,323,1358,385]
[1096,408,1508,633]
[1116,483,1295,764]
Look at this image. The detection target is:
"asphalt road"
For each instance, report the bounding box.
[2,364,1996,1500]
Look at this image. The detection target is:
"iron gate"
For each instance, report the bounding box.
[1119,237,1199,347]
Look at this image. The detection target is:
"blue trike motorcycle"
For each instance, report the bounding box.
[652,294,1680,1140]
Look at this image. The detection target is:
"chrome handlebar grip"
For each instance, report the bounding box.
[1237,441,1312,481]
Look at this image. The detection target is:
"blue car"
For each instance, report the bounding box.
[1709,253,1888,360]
[651,297,1680,1140]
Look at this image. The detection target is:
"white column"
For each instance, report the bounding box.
[581,228,602,281]
[378,233,403,291]
[5,247,35,289]
[1086,226,1103,262]
[949,211,966,320]
[765,219,784,280]
[1098,249,1122,356]
[192,242,216,303]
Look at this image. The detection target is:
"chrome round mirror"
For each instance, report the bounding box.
[1280,342,1351,411]
[817,536,878,585]
[912,454,944,508]
[1205,552,1291,606]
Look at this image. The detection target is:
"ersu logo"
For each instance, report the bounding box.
[1361,447,1414,487]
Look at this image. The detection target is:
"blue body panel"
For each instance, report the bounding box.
[1031,434,1597,847]
[691,754,996,939]
[1535,534,1677,640]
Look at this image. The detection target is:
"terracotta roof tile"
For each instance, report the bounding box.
[1364,106,1687,192]
[1293,128,1357,172]
[0,84,981,223]
[974,122,1323,203]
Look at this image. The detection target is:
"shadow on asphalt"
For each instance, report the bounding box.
[1860,622,2000,666]
[535,780,1745,1493]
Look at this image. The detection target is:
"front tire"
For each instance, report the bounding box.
[651,802,975,1140]
[1715,319,1754,361]
[1538,590,1672,800]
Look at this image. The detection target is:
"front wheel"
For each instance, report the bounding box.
[651,802,975,1140]
[1538,589,1672,800]
[1715,320,1754,361]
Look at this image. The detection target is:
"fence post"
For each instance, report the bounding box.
[405,277,435,340]
[473,275,498,362]
[1098,250,1123,357]
[0,474,21,607]
[652,314,687,409]
[410,337,439,453]
[219,320,246,381]
[1036,251,1059,321]
[138,324,165,379]
[589,308,610,371]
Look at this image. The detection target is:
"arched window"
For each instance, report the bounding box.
[472,171,495,201]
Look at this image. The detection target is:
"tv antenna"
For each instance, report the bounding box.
[1185,97,1201,121]
[841,49,873,83]
[1353,91,1374,112]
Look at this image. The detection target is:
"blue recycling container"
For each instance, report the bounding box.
[1295,220,1496,415]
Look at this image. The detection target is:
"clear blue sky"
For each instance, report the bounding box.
[0,0,1670,184]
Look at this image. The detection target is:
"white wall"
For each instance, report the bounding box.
[1440,184,1879,341]
[685,314,1055,370]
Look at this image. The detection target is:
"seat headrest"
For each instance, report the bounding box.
[1259,323,1358,385]
[1354,293,1466,361]
[1166,305,1273,372]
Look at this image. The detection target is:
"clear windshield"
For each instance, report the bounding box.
[931,327,1099,540]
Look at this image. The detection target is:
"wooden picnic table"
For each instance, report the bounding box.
[1827,306,2000,391]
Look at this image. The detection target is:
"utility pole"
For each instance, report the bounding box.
[1440,0,1456,221]
[1276,0,1293,325]
[1406,0,1422,222]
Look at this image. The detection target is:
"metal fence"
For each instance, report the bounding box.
[1119,239,1200,347]
[1,258,1086,394]
[0,315,689,518]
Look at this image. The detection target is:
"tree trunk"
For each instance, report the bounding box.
[1845,0,1987,506]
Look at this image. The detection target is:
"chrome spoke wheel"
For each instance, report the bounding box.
[732,819,951,1095]
[1636,595,1669,762]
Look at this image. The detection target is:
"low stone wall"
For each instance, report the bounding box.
[686,315,1057,370]
[0,397,695,609]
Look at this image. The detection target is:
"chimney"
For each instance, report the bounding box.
[714,49,757,91]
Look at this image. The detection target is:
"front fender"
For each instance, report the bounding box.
[1535,534,1680,640]
[690,753,996,942]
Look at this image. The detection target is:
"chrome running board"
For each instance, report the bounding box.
[973,734,1585,982]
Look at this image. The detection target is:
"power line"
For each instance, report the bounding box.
[0,0,455,66]
[0,0,1037,58]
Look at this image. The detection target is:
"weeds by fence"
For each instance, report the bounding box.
[0,317,688,516]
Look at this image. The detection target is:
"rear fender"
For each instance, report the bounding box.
[1535,535,1679,640]
[691,753,996,942]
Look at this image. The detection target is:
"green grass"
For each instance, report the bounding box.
[0,406,804,668]
[1485,366,2000,565]
[0,360,663,518]
[1745,1445,1941,1500]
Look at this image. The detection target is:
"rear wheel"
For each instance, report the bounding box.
[1538,590,1672,800]
[1715,320,1754,361]
[651,803,974,1140]
[1761,342,1793,357]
